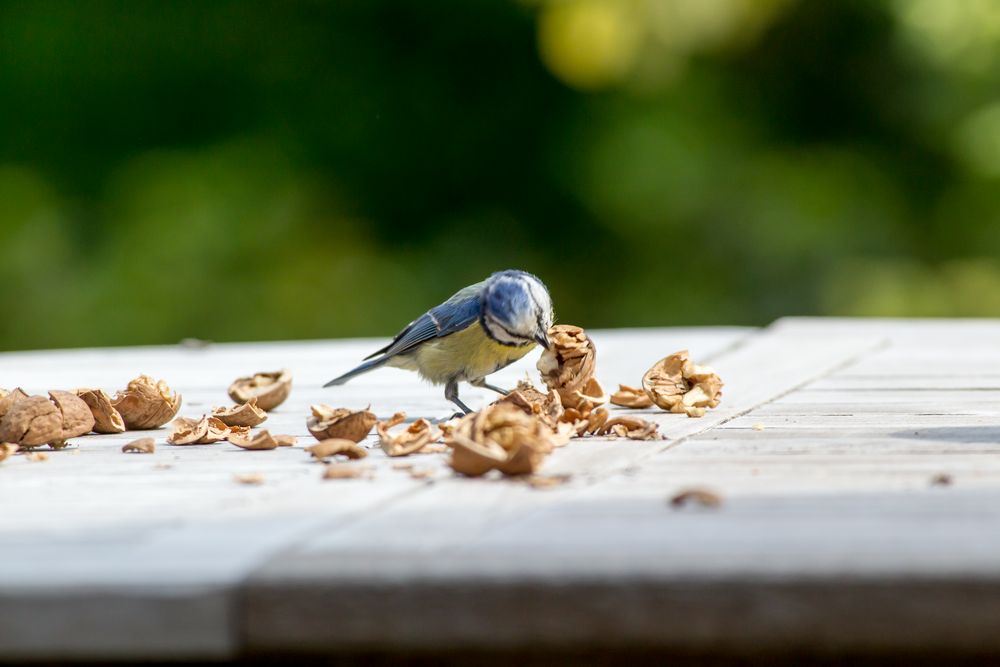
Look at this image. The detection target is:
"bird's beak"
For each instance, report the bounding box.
[534,332,551,349]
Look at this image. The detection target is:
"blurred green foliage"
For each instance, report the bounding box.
[3,0,1000,351]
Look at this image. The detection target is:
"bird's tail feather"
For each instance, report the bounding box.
[323,356,389,388]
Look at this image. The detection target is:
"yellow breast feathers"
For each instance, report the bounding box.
[402,322,535,385]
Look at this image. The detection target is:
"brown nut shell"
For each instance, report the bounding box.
[168,415,233,445]
[0,388,29,420]
[47,390,96,447]
[228,369,291,411]
[76,389,126,433]
[212,397,268,427]
[0,442,19,462]
[493,381,564,430]
[376,412,441,457]
[597,415,661,440]
[444,403,559,477]
[113,375,182,429]
[305,438,368,460]
[609,384,654,409]
[537,324,598,409]
[307,404,377,443]
[641,350,723,418]
[122,437,156,454]
[0,395,62,447]
[229,429,287,450]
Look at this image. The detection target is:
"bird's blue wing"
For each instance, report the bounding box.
[364,289,482,360]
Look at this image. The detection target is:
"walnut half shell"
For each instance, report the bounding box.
[536,324,600,410]
[228,370,292,412]
[212,397,268,427]
[112,375,182,429]
[77,388,126,434]
[444,403,559,477]
[307,404,377,443]
[642,350,723,418]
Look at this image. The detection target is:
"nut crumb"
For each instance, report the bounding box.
[669,487,723,509]
[751,423,766,431]
[930,473,953,487]
[408,468,435,480]
[322,463,369,480]
[26,452,49,463]
[234,472,265,485]
[0,442,18,462]
[122,437,156,454]
[525,474,572,489]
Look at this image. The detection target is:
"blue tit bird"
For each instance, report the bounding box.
[323,270,554,415]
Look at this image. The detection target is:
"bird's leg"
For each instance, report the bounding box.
[444,380,473,415]
[470,377,509,395]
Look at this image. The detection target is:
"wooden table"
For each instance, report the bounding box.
[2,318,999,662]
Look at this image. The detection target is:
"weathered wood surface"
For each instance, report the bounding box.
[1,319,999,660]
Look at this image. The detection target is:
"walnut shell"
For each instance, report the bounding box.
[307,404,377,443]
[122,437,156,454]
[0,443,18,462]
[112,375,182,429]
[229,429,292,450]
[641,350,723,418]
[493,381,564,430]
[167,416,233,445]
[76,388,126,434]
[609,384,654,409]
[212,397,267,427]
[444,403,559,477]
[596,415,661,440]
[0,392,94,448]
[376,412,441,457]
[305,438,368,460]
[228,369,291,411]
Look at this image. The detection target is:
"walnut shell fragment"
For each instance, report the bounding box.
[445,403,561,477]
[669,487,723,509]
[376,412,442,457]
[235,472,265,485]
[228,369,291,411]
[537,324,603,410]
[322,463,370,480]
[0,388,29,420]
[307,404,377,443]
[122,437,156,454]
[493,381,564,430]
[212,397,268,428]
[0,391,95,448]
[228,429,295,450]
[112,375,182,429]
[167,416,240,445]
[642,350,723,418]
[609,384,654,409]
[306,438,368,460]
[76,389,126,434]
[596,416,661,440]
[0,443,18,462]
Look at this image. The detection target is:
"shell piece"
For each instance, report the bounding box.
[493,381,564,431]
[0,443,18,462]
[669,487,723,509]
[596,415,661,440]
[536,324,601,410]
[235,472,265,485]
[444,403,560,477]
[322,463,369,480]
[642,350,723,418]
[112,375,182,429]
[212,397,268,427]
[0,388,29,420]
[76,389,126,433]
[307,404,377,442]
[609,384,654,409]
[228,429,285,450]
[167,416,233,445]
[305,438,368,461]
[376,412,442,457]
[122,437,156,454]
[228,370,291,411]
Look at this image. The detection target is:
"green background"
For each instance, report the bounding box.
[4,0,1000,351]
